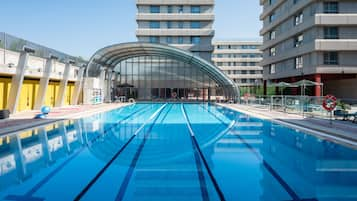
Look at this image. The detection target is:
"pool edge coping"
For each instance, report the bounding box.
[0,103,133,137]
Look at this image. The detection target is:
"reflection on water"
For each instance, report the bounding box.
[0,119,87,191]
[211,105,357,201]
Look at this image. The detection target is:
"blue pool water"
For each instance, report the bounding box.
[0,103,356,201]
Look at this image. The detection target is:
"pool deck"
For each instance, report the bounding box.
[219,103,357,149]
[0,103,131,136]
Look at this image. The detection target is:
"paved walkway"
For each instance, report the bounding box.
[219,104,357,148]
[0,103,131,136]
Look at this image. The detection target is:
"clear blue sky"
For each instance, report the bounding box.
[2,0,262,59]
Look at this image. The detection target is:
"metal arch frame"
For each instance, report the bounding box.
[86,42,240,100]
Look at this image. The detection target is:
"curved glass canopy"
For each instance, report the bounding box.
[87,42,239,101]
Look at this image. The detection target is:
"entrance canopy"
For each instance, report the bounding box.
[86,42,239,101]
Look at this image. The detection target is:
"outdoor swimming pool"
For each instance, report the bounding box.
[0,103,356,201]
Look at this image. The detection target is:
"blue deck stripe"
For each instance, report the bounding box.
[115,104,171,201]
[204,105,303,201]
[182,104,226,201]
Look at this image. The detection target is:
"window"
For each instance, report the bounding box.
[324,52,339,65]
[270,64,276,74]
[166,36,172,44]
[270,47,276,56]
[293,0,300,4]
[150,21,160,29]
[178,21,184,28]
[150,6,160,13]
[178,36,184,44]
[191,6,200,13]
[294,12,303,26]
[250,70,256,74]
[179,5,184,13]
[324,2,339,14]
[295,56,303,69]
[149,36,159,43]
[190,21,201,29]
[269,30,276,40]
[269,0,276,5]
[324,27,339,39]
[294,33,304,47]
[191,36,200,44]
[167,21,172,29]
[269,13,276,23]
[242,70,247,74]
[167,5,173,13]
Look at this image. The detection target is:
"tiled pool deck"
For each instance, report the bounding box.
[0,103,131,136]
[220,104,357,149]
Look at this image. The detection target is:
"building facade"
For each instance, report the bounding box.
[0,33,86,113]
[212,41,263,92]
[136,0,215,61]
[260,0,357,98]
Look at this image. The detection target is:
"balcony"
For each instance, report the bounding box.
[212,57,262,63]
[315,39,357,51]
[136,0,214,5]
[136,28,214,36]
[315,14,357,25]
[136,13,214,21]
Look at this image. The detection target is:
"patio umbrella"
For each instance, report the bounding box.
[269,82,298,95]
[292,79,324,96]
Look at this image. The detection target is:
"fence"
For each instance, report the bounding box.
[240,95,357,119]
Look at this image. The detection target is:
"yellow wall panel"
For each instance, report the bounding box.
[17,79,40,112]
[0,78,11,110]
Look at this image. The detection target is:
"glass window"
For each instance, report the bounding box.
[167,21,172,29]
[191,36,200,44]
[150,21,160,29]
[324,52,339,65]
[294,12,303,26]
[270,47,276,56]
[191,21,201,29]
[270,64,276,74]
[167,5,173,13]
[178,21,184,29]
[178,5,184,13]
[150,6,160,13]
[178,36,184,44]
[324,2,339,13]
[294,33,304,47]
[269,13,275,23]
[269,30,276,40]
[149,36,159,43]
[324,27,339,39]
[166,36,172,44]
[295,56,303,69]
[191,6,201,13]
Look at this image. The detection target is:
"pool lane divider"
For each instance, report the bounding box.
[4,104,153,201]
[74,103,168,201]
[115,104,173,201]
[203,106,303,201]
[181,104,227,201]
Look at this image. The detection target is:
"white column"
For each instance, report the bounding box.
[71,67,85,105]
[55,62,71,107]
[104,70,113,103]
[34,57,55,109]
[7,51,29,114]
[99,68,106,103]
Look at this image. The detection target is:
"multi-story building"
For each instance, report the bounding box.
[212,41,263,91]
[260,0,357,98]
[0,33,86,113]
[136,0,215,61]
